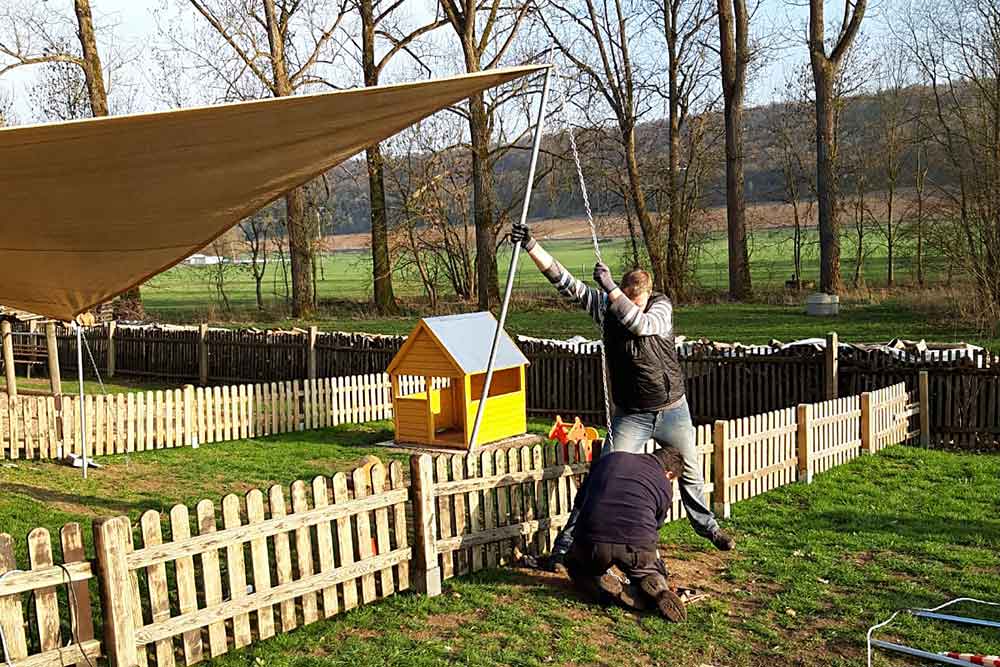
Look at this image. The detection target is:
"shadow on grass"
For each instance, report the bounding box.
[812,510,1000,546]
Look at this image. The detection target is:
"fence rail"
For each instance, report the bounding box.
[0,374,394,461]
[2,382,919,667]
[0,524,100,667]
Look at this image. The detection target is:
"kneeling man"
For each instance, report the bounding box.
[566,446,687,622]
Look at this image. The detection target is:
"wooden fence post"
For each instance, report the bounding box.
[712,420,730,519]
[796,404,814,483]
[45,322,62,398]
[198,324,209,386]
[860,392,876,454]
[307,326,318,380]
[93,516,139,667]
[184,385,196,448]
[825,332,839,400]
[106,322,116,378]
[919,371,930,447]
[410,454,442,596]
[2,319,17,398]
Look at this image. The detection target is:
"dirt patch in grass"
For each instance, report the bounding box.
[406,612,469,641]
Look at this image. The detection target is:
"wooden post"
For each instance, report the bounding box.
[1,319,16,399]
[825,332,839,400]
[106,321,116,378]
[860,392,876,454]
[307,326,318,380]
[93,516,139,667]
[45,322,62,398]
[919,370,930,447]
[410,454,442,596]
[184,385,196,448]
[198,323,208,386]
[796,404,814,483]
[712,420,730,519]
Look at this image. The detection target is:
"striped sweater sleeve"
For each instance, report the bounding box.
[606,294,673,337]
[542,260,606,326]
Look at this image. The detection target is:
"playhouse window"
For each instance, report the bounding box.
[469,367,521,398]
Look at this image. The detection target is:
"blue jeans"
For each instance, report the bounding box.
[553,397,719,555]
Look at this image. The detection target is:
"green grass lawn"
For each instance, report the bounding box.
[142,229,947,318]
[2,423,997,666]
[0,375,175,396]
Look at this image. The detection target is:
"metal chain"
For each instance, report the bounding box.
[560,86,613,444]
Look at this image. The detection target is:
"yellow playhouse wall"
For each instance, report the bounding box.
[395,395,429,442]
[391,329,457,376]
[465,391,527,445]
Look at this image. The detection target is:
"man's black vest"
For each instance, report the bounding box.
[603,293,686,413]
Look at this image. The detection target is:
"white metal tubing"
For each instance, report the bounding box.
[76,323,87,479]
[469,66,551,450]
[869,640,974,666]
[912,610,1000,629]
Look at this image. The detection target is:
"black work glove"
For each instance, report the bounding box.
[593,262,618,293]
[510,221,536,251]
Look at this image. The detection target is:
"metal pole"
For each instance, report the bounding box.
[76,322,88,479]
[912,610,1000,629]
[869,640,975,666]
[469,66,551,450]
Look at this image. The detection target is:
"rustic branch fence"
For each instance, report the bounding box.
[1,382,918,667]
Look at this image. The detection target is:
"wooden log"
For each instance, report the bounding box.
[409,455,441,596]
[92,518,139,667]
[919,371,930,447]
[46,323,62,398]
[2,320,17,398]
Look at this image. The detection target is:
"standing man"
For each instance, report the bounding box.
[510,222,734,558]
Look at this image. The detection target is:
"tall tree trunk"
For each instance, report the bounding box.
[265,0,313,317]
[360,0,399,315]
[886,184,895,286]
[813,67,842,294]
[717,0,752,300]
[470,91,499,309]
[75,0,144,316]
[623,125,669,296]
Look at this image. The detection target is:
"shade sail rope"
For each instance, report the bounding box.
[557,80,613,443]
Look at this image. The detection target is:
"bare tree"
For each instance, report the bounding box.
[808,0,868,294]
[716,0,752,299]
[869,45,916,287]
[542,0,672,294]
[439,0,532,309]
[905,0,1000,321]
[765,69,817,286]
[175,0,350,317]
[0,87,13,125]
[239,203,279,310]
[348,1,445,314]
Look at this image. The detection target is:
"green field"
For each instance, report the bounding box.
[145,228,944,315]
[132,227,999,349]
[2,423,997,666]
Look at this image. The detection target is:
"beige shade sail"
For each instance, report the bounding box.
[0,65,546,322]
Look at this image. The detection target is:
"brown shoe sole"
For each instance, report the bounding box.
[655,589,688,623]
